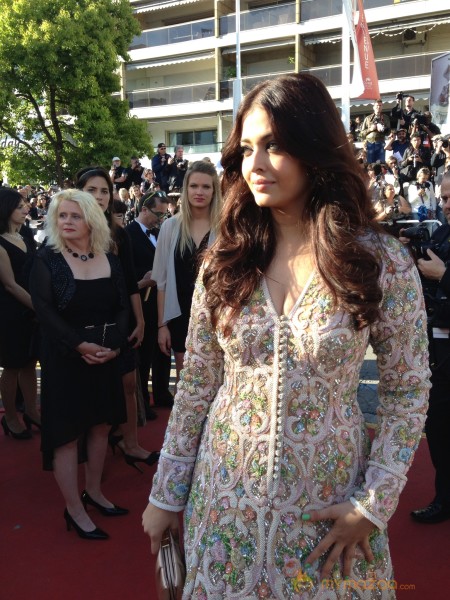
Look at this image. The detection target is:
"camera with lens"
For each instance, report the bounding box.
[412,114,427,127]
[443,139,449,149]
[402,224,439,260]
[396,92,404,101]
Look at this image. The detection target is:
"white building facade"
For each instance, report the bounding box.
[125,0,450,160]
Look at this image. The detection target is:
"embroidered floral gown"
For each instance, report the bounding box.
[150,234,430,599]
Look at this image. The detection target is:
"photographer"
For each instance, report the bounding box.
[401,171,450,523]
[400,132,431,183]
[431,135,450,181]
[391,93,421,131]
[407,167,436,220]
[166,145,188,193]
[361,99,389,163]
[151,143,171,193]
[109,156,127,191]
[385,156,403,194]
[374,183,411,233]
[367,162,386,201]
[384,127,409,160]
[124,156,145,190]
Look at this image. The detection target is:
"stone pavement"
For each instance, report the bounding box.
[357,346,379,424]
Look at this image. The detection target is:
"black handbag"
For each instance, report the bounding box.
[79,322,125,350]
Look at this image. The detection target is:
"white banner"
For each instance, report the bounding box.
[430,53,450,133]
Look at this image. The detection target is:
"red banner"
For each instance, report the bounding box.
[354,0,380,99]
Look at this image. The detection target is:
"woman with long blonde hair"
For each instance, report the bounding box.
[153,160,221,379]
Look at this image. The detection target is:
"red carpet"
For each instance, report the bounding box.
[1,411,449,599]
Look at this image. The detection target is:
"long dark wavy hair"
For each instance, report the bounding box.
[0,188,22,233]
[203,73,383,331]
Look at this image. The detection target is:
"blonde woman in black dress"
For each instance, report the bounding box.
[30,190,129,540]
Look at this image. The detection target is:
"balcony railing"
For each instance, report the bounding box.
[219,3,296,35]
[130,18,214,50]
[126,82,216,108]
[126,51,438,109]
[300,0,422,21]
[307,52,440,88]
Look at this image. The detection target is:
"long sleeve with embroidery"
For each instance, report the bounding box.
[149,233,430,599]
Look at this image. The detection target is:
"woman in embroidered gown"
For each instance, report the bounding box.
[142,74,430,598]
[0,188,39,439]
[154,160,221,380]
[30,190,129,539]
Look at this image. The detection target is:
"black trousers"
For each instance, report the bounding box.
[138,292,171,405]
[426,337,450,504]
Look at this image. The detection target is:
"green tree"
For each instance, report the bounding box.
[0,0,151,186]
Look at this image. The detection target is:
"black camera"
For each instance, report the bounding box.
[402,224,439,261]
[412,114,427,127]
[396,92,404,101]
[443,139,449,149]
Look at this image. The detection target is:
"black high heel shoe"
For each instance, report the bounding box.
[1,416,32,440]
[23,413,41,431]
[123,451,160,473]
[81,490,129,517]
[63,509,109,540]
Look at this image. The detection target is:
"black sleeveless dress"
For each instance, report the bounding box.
[30,248,128,470]
[168,231,209,352]
[0,235,36,368]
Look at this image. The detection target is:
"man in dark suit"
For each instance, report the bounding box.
[125,191,173,417]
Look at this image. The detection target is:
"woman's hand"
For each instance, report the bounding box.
[129,320,145,348]
[76,342,119,365]
[304,501,375,580]
[138,270,155,290]
[158,325,172,357]
[142,503,180,554]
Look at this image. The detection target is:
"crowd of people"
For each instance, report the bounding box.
[352,95,450,229]
[0,146,221,542]
[1,74,450,598]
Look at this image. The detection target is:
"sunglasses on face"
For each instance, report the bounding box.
[142,190,168,214]
[149,208,166,219]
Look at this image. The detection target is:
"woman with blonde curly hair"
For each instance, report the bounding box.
[30,189,129,540]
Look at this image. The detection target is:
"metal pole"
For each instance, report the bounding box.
[341,0,351,131]
[233,0,243,121]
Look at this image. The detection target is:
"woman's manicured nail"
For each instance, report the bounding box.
[301,513,311,521]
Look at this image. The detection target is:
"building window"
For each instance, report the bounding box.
[168,130,217,149]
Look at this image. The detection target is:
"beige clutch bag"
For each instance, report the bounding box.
[155,529,186,600]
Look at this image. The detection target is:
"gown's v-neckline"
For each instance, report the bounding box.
[262,270,316,321]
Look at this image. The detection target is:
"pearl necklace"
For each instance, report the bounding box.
[65,246,94,261]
